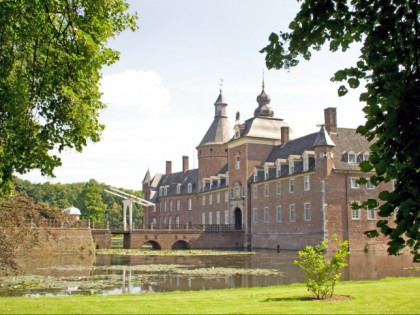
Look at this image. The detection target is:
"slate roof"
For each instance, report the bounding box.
[265,132,319,162]
[155,169,199,199]
[236,116,292,140]
[199,117,233,146]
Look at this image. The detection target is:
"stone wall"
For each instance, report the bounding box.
[91,229,112,249]
[34,228,95,256]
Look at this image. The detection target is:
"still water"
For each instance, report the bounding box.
[0,250,418,297]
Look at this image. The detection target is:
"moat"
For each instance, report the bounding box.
[0,250,418,297]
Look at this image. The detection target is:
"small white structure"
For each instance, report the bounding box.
[64,206,81,220]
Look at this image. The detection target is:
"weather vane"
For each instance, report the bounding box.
[218,78,224,92]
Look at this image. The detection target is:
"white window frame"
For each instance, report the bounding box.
[367,208,376,220]
[208,211,213,224]
[176,184,181,194]
[253,186,258,198]
[253,208,258,223]
[202,195,206,206]
[209,194,213,205]
[276,206,282,223]
[217,192,220,203]
[188,183,192,193]
[202,212,205,224]
[188,198,192,210]
[276,164,281,177]
[254,169,258,182]
[350,178,360,189]
[289,160,294,175]
[304,176,310,191]
[176,199,180,211]
[289,204,295,223]
[224,210,229,224]
[276,182,281,195]
[264,207,269,223]
[235,153,240,170]
[348,151,357,163]
[264,167,269,180]
[366,179,375,190]
[304,203,311,221]
[264,184,269,197]
[352,207,360,220]
[303,157,309,172]
[289,179,295,193]
[216,210,220,224]
[169,200,173,212]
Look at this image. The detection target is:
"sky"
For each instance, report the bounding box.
[20,0,367,190]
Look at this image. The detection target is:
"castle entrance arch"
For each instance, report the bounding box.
[234,208,242,230]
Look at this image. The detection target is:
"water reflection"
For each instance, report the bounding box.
[0,250,418,297]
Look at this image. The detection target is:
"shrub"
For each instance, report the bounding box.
[294,235,349,299]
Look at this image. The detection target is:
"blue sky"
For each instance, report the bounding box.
[20,0,366,190]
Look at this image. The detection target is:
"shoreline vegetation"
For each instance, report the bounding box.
[0,277,418,314]
[96,249,256,256]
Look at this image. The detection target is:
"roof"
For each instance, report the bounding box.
[199,116,233,146]
[236,116,292,140]
[64,206,81,215]
[313,125,335,147]
[154,169,199,199]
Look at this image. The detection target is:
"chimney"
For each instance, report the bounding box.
[324,107,337,134]
[182,156,189,172]
[166,161,172,175]
[281,126,290,144]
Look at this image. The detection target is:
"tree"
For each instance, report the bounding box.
[295,235,349,300]
[0,0,137,193]
[0,194,65,274]
[261,0,419,262]
[76,179,105,222]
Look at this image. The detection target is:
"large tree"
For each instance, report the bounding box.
[0,0,137,193]
[261,0,419,261]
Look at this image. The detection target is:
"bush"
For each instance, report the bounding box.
[294,235,349,299]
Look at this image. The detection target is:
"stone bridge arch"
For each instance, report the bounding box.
[141,240,162,250]
[171,240,190,250]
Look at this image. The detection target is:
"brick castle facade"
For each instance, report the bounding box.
[142,84,392,251]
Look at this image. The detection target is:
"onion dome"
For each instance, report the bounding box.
[254,81,274,117]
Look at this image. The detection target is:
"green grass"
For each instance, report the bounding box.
[0,277,418,314]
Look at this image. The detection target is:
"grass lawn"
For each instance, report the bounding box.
[0,277,418,314]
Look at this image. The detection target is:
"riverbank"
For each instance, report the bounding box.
[0,277,418,314]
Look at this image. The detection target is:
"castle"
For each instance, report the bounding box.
[142,84,392,251]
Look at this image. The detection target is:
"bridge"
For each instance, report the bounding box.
[91,224,245,250]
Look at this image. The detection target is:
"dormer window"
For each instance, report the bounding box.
[176,184,181,194]
[303,157,309,172]
[362,152,370,161]
[253,169,258,182]
[276,163,281,177]
[187,183,192,193]
[348,151,357,163]
[159,187,164,196]
[289,160,294,175]
[164,186,168,196]
[264,167,269,180]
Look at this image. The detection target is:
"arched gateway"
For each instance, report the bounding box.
[234,208,242,230]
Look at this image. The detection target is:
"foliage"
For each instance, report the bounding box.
[294,236,349,299]
[12,177,143,226]
[0,0,138,193]
[261,0,420,262]
[0,195,65,274]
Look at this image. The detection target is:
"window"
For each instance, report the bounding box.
[208,212,213,224]
[352,207,360,220]
[289,204,295,222]
[304,176,310,191]
[276,206,282,223]
[253,208,258,223]
[216,211,220,224]
[209,194,213,205]
[348,151,357,163]
[289,179,295,193]
[367,208,376,220]
[276,182,281,195]
[253,186,258,198]
[276,164,282,177]
[217,192,220,203]
[188,198,192,210]
[164,186,168,196]
[169,200,173,212]
[168,215,172,224]
[188,183,192,193]
[175,215,180,225]
[202,195,206,206]
[176,199,180,211]
[264,167,269,180]
[224,210,229,224]
[164,201,167,212]
[350,178,360,189]
[289,160,294,174]
[303,157,309,171]
[225,191,229,202]
[202,212,205,224]
[362,153,370,161]
[264,184,269,197]
[176,184,181,194]
[254,169,258,182]
[304,203,311,221]
[159,187,164,196]
[366,179,375,190]
[234,183,241,198]
[264,207,269,223]
[163,216,167,224]
[235,153,240,170]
